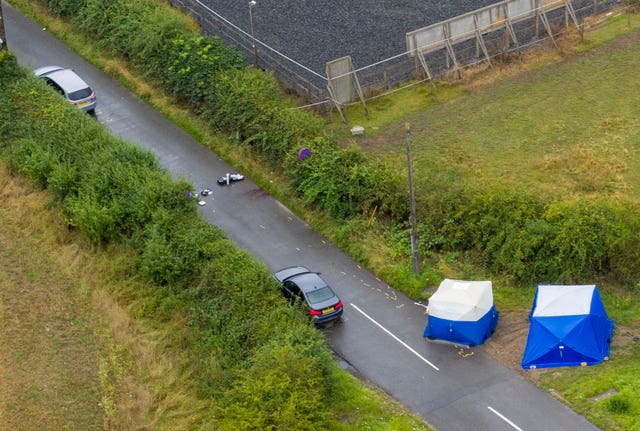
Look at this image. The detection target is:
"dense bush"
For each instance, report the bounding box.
[140,210,226,287]
[284,136,403,218]
[203,69,322,162]
[162,36,246,107]
[416,186,545,252]
[1,76,192,243]
[39,0,86,16]
[217,329,335,430]
[74,0,180,63]
[414,184,640,285]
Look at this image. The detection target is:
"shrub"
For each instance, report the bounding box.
[140,210,224,287]
[217,328,334,430]
[186,247,292,370]
[47,161,78,201]
[41,0,86,15]
[161,35,246,107]
[607,202,640,286]
[284,137,399,219]
[0,51,26,86]
[486,218,562,283]
[58,142,169,238]
[5,138,58,189]
[204,68,284,132]
[543,199,622,282]
[73,0,129,54]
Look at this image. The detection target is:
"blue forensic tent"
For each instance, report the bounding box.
[522,284,614,370]
[423,279,499,346]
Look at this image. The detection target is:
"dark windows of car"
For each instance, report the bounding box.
[33,66,97,114]
[305,286,335,304]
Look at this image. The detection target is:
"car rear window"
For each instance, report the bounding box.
[68,87,93,101]
[305,286,335,305]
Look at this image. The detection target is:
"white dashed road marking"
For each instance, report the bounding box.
[350,303,439,371]
[488,406,523,431]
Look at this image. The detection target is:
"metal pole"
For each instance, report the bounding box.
[405,123,420,274]
[0,0,8,51]
[248,0,258,67]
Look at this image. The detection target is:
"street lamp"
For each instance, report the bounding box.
[248,0,258,67]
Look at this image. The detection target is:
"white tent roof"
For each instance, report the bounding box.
[427,279,494,322]
[533,284,596,317]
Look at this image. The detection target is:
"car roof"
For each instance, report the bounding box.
[289,272,330,294]
[34,66,91,93]
[34,65,65,76]
[274,265,311,283]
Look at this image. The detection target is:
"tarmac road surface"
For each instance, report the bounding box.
[4,2,602,430]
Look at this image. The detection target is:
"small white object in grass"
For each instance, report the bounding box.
[351,125,365,135]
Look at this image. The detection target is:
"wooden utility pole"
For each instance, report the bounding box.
[0,0,7,51]
[405,123,419,274]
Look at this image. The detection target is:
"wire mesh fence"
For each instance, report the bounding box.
[169,0,621,110]
[170,0,328,102]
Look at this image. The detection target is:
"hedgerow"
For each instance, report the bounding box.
[415,184,640,286]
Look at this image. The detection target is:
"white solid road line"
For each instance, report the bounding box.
[488,406,523,431]
[350,303,439,371]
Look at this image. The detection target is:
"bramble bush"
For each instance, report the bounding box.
[284,136,405,219]
[39,0,86,16]
[162,36,246,107]
[140,210,225,287]
[412,183,640,285]
[217,334,334,430]
[203,69,323,163]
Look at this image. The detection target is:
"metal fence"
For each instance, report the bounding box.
[169,0,620,111]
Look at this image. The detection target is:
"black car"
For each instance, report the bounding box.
[274,266,344,324]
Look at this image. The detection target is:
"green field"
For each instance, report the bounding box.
[360,27,640,201]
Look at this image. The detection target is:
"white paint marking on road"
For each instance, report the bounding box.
[350,303,439,371]
[488,406,523,431]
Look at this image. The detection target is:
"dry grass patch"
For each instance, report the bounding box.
[0,170,104,430]
[0,165,197,430]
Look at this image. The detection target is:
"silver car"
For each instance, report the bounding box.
[34,66,97,113]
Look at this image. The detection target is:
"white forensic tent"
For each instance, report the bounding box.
[423,279,499,346]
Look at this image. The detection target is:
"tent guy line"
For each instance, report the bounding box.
[487,406,523,431]
[350,303,440,371]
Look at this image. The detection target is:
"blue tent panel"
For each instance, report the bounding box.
[424,306,499,346]
[522,285,614,369]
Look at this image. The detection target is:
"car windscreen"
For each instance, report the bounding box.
[68,87,93,101]
[305,286,335,305]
